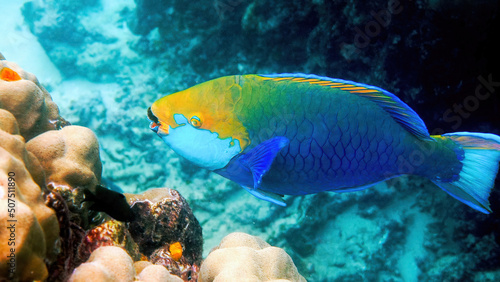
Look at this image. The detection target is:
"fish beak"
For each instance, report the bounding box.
[150,122,160,133]
[147,107,164,134]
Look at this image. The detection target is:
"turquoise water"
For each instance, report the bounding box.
[2,0,499,280]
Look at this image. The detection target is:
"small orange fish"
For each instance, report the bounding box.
[0,67,22,81]
[169,242,183,261]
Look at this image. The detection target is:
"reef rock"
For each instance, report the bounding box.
[0,59,68,141]
[77,219,141,262]
[0,109,59,281]
[199,232,306,282]
[126,188,203,281]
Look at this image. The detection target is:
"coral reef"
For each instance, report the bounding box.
[77,220,141,261]
[0,109,59,281]
[26,125,103,237]
[0,55,207,281]
[126,188,203,281]
[22,124,112,281]
[72,187,205,280]
[26,125,102,192]
[68,246,135,282]
[136,263,183,282]
[64,186,205,281]
[43,184,204,281]
[69,233,305,282]
[199,232,306,282]
[0,59,68,141]
[69,246,185,282]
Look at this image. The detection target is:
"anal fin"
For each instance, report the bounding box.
[241,185,286,206]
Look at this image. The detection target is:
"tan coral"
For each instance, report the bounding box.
[26,125,103,230]
[0,60,68,141]
[136,264,184,282]
[69,246,184,282]
[199,232,306,282]
[26,125,102,191]
[0,109,59,281]
[68,246,135,282]
[0,109,20,135]
[134,261,153,275]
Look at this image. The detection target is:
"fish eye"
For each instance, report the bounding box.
[190,116,202,128]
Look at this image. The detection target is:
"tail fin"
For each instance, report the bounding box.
[432,132,500,214]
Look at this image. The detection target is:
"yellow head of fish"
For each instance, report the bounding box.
[148,76,250,170]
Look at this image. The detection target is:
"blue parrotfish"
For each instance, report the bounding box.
[147,73,500,214]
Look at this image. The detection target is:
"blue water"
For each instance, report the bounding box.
[2,0,499,280]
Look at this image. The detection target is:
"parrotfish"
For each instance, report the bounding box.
[147,74,500,214]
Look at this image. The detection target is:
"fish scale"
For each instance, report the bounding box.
[228,75,411,195]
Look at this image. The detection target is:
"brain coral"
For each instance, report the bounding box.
[135,263,184,282]
[26,125,102,191]
[69,246,184,282]
[68,246,135,282]
[0,59,68,141]
[199,232,306,282]
[0,109,59,281]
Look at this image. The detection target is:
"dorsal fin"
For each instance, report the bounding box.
[258,73,432,141]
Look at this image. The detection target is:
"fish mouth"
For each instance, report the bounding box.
[147,107,161,133]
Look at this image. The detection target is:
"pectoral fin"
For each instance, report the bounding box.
[241,185,286,206]
[239,136,289,188]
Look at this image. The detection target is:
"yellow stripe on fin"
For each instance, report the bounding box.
[310,80,337,85]
[331,84,353,88]
[341,87,369,91]
[349,89,380,93]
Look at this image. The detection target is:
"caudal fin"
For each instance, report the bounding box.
[432,132,500,214]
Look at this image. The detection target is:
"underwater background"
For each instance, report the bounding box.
[1,0,500,280]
